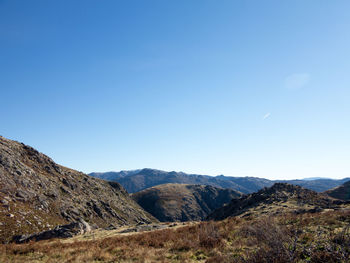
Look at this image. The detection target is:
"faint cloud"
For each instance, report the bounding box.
[262,112,271,120]
[285,73,310,90]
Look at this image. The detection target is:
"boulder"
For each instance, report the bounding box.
[12,219,91,243]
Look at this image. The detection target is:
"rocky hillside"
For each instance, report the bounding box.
[0,136,156,243]
[132,184,241,222]
[90,169,349,194]
[207,183,345,221]
[325,180,350,201]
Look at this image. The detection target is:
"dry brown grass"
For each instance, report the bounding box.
[1,209,350,263]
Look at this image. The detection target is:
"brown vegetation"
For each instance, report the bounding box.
[207,183,345,221]
[326,180,350,201]
[1,209,349,262]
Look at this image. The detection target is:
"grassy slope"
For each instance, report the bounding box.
[1,208,349,263]
[326,181,350,201]
[132,183,241,222]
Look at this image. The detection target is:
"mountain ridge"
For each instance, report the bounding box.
[207,183,346,221]
[89,168,350,194]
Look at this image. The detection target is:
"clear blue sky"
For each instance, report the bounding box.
[1,0,349,179]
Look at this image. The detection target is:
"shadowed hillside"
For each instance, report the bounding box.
[132,184,241,222]
[326,180,350,201]
[0,136,156,243]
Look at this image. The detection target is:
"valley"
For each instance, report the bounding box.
[2,1,350,261]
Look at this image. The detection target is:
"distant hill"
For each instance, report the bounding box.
[277,178,350,192]
[132,184,241,222]
[302,177,333,180]
[207,183,345,221]
[325,180,350,201]
[89,168,349,194]
[0,136,156,243]
[90,170,141,181]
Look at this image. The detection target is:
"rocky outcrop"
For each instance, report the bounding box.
[12,219,92,243]
[132,184,241,222]
[0,136,157,243]
[207,183,345,221]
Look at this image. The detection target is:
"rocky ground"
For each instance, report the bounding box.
[1,209,349,262]
[0,136,156,243]
[207,183,348,221]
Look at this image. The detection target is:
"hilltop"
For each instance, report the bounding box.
[0,136,156,243]
[132,184,241,222]
[207,183,345,221]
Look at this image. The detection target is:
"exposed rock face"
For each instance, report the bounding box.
[325,180,350,201]
[90,168,350,194]
[12,220,92,243]
[132,184,241,222]
[0,136,156,243]
[207,183,345,221]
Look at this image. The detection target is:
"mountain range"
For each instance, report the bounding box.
[89,169,350,194]
[1,135,350,245]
